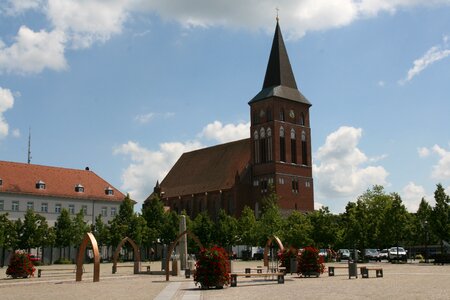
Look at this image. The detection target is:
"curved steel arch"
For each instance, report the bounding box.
[76,232,100,282]
[112,237,141,274]
[165,230,204,281]
[263,235,284,267]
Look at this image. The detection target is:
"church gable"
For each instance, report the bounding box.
[160,139,250,198]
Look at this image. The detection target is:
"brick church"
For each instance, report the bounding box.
[146,21,314,218]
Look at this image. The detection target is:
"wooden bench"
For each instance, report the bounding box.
[328,266,348,276]
[37,267,83,278]
[230,272,284,287]
[244,266,264,276]
[360,267,383,278]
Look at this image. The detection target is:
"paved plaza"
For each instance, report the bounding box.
[1,260,450,299]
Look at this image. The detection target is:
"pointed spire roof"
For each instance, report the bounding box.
[249,21,310,105]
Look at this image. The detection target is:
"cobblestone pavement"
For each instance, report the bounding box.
[1,260,450,299]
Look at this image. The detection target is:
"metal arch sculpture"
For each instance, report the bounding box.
[263,235,284,267]
[76,232,100,282]
[165,230,204,281]
[112,237,141,274]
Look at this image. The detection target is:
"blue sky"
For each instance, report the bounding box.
[1,0,450,213]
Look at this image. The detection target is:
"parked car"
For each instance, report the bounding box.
[388,247,407,262]
[364,249,381,261]
[29,254,41,264]
[338,249,350,260]
[379,249,389,260]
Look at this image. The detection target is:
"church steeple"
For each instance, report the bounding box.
[262,21,297,90]
[249,21,310,105]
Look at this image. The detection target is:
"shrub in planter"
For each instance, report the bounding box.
[6,251,36,279]
[194,246,230,289]
[297,246,325,277]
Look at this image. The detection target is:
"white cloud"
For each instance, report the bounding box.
[0,26,67,74]
[3,0,450,75]
[1,0,42,15]
[113,140,203,206]
[377,80,385,87]
[0,87,14,139]
[430,144,450,180]
[134,112,175,124]
[199,121,249,143]
[313,126,389,208]
[401,182,430,212]
[46,0,135,49]
[418,147,431,157]
[399,36,450,84]
[12,129,21,138]
[115,119,249,205]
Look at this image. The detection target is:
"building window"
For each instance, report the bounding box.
[261,179,268,193]
[292,179,299,193]
[278,177,285,184]
[75,184,84,193]
[111,207,117,217]
[267,128,273,161]
[253,180,259,187]
[12,201,19,211]
[0,200,4,211]
[279,109,285,121]
[36,180,46,189]
[253,130,260,164]
[105,187,114,196]
[27,202,34,211]
[101,207,107,217]
[69,204,75,214]
[291,129,297,164]
[41,203,48,213]
[259,128,266,163]
[305,181,311,188]
[266,108,272,121]
[279,127,286,162]
[300,113,305,126]
[0,178,2,186]
[55,204,61,214]
[81,205,88,215]
[302,131,308,165]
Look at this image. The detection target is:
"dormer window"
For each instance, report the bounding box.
[75,184,84,193]
[105,187,114,196]
[36,180,46,190]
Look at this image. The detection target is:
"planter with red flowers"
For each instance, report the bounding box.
[6,251,36,279]
[194,246,230,289]
[297,246,325,278]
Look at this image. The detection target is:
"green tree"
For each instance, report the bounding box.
[142,196,165,247]
[54,209,73,258]
[214,209,238,248]
[92,215,110,247]
[191,212,214,247]
[431,184,450,253]
[18,210,49,252]
[308,207,337,248]
[284,210,313,248]
[256,205,283,246]
[238,206,258,247]
[383,193,410,247]
[160,211,180,246]
[109,194,136,246]
[72,210,90,247]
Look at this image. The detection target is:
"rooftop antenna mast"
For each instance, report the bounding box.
[27,127,32,164]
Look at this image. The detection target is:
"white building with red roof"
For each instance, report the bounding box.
[0,160,126,226]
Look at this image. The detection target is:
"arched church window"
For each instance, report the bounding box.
[279,109,285,121]
[260,128,266,163]
[254,130,259,164]
[291,128,297,164]
[301,131,307,165]
[267,128,273,161]
[300,113,305,126]
[279,126,286,162]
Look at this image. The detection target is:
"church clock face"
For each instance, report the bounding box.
[289,109,295,119]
